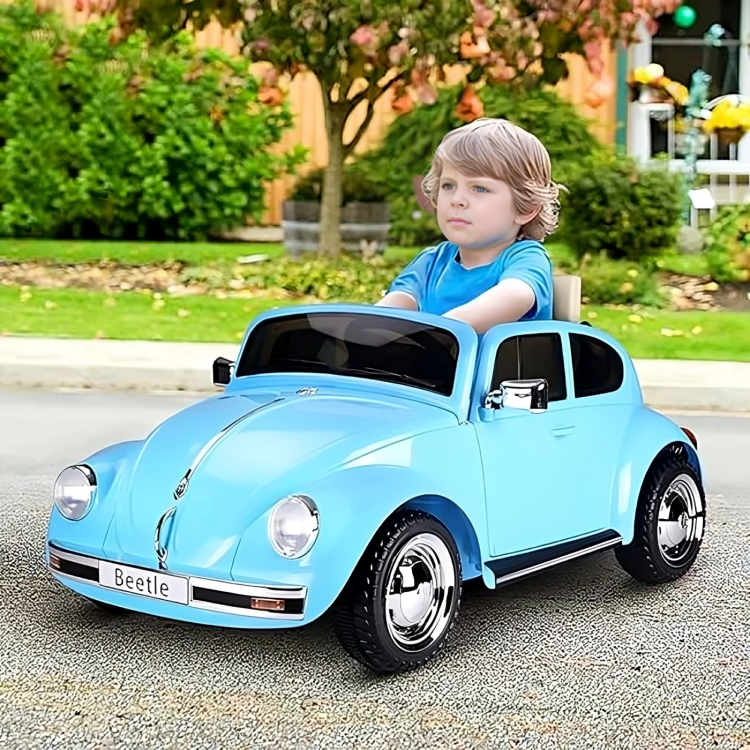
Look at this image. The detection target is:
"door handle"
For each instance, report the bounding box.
[551,424,575,437]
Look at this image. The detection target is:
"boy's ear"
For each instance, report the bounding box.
[518,206,541,225]
[412,175,436,214]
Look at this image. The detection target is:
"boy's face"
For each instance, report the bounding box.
[436,168,537,252]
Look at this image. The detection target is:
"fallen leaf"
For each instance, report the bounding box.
[44,300,57,310]
[629,314,642,323]
[153,299,165,311]
[661,328,673,337]
[103,297,117,308]
[19,291,32,303]
[703,281,719,291]
[692,325,703,335]
[587,311,598,319]
[177,309,190,318]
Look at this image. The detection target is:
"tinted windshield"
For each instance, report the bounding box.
[235,312,459,396]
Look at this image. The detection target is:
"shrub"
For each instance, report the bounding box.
[240,254,400,301]
[558,151,683,263]
[0,2,302,241]
[578,253,668,307]
[352,82,603,247]
[702,204,750,283]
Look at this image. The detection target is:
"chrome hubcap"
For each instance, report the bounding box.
[385,533,457,652]
[657,473,705,565]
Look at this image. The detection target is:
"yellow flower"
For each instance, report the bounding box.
[629,314,643,323]
[691,326,703,335]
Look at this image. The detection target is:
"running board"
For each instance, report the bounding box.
[486,530,622,587]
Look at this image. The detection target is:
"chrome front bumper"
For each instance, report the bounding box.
[47,543,306,620]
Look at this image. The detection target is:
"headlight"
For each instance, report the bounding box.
[268,495,319,558]
[53,465,97,521]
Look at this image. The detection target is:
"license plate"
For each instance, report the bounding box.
[99,561,188,605]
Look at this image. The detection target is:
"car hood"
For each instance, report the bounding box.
[102,388,455,573]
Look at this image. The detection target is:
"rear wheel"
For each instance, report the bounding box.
[333,510,462,674]
[615,450,706,583]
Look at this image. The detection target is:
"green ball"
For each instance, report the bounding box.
[674,5,697,28]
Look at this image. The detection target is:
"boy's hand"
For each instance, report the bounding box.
[442,278,535,334]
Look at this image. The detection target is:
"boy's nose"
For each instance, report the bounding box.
[451,192,468,207]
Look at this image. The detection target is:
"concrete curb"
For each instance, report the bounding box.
[1,337,749,412]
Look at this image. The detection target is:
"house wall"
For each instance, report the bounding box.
[28,3,619,225]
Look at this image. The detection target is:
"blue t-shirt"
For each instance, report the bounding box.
[387,239,553,321]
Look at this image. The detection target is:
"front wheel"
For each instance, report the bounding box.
[615,450,706,584]
[333,510,462,675]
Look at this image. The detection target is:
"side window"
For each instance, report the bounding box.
[570,333,624,398]
[491,334,567,402]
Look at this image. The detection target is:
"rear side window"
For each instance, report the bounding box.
[491,334,567,402]
[570,333,624,398]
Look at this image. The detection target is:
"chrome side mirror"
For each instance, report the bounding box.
[212,356,235,386]
[484,378,548,414]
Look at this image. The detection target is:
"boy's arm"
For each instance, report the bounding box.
[376,291,418,310]
[443,243,552,334]
[374,248,434,311]
[442,278,535,333]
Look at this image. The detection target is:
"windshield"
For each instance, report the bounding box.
[235,312,459,396]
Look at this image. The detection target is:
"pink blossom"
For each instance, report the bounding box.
[350,25,376,48]
[387,41,410,66]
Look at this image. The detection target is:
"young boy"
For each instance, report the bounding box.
[376,118,561,334]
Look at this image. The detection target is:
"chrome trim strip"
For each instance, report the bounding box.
[48,545,100,569]
[494,536,622,586]
[188,574,305,599]
[47,544,306,620]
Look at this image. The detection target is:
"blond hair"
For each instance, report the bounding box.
[421,118,563,241]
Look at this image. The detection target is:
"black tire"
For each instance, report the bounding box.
[333,510,462,675]
[615,448,706,584]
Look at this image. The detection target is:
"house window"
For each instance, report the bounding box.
[649,1,741,160]
[570,334,624,398]
[492,334,567,402]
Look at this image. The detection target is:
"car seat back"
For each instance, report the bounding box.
[552,274,581,323]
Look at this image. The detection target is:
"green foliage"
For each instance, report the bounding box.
[578,254,667,307]
[288,165,390,204]
[702,204,750,283]
[239,254,400,302]
[558,151,683,263]
[351,83,603,248]
[0,2,302,241]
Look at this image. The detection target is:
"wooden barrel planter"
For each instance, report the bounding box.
[282,200,391,258]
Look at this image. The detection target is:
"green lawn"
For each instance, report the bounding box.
[1,285,748,361]
[0,238,574,269]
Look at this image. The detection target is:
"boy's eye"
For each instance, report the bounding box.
[441,182,454,190]
[474,186,488,193]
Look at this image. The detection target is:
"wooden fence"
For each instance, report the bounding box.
[28,2,619,226]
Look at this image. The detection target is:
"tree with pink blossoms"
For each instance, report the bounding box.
[88,0,681,254]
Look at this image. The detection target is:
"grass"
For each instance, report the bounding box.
[2,285,749,361]
[0,238,573,269]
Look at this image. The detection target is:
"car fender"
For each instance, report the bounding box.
[609,406,704,544]
[46,440,144,559]
[230,424,487,623]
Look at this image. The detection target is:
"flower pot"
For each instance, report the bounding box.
[716,127,746,146]
[282,200,391,258]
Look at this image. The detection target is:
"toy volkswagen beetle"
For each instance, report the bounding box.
[46,277,706,674]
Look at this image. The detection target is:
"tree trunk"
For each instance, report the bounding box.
[319,100,347,257]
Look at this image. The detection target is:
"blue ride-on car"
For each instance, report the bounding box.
[45,276,706,674]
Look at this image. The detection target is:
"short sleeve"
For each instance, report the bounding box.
[386,247,437,310]
[498,241,553,319]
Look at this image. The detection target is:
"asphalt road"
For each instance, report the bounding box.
[1,390,748,749]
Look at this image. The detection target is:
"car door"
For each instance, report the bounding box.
[474,330,589,557]
[564,331,633,532]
